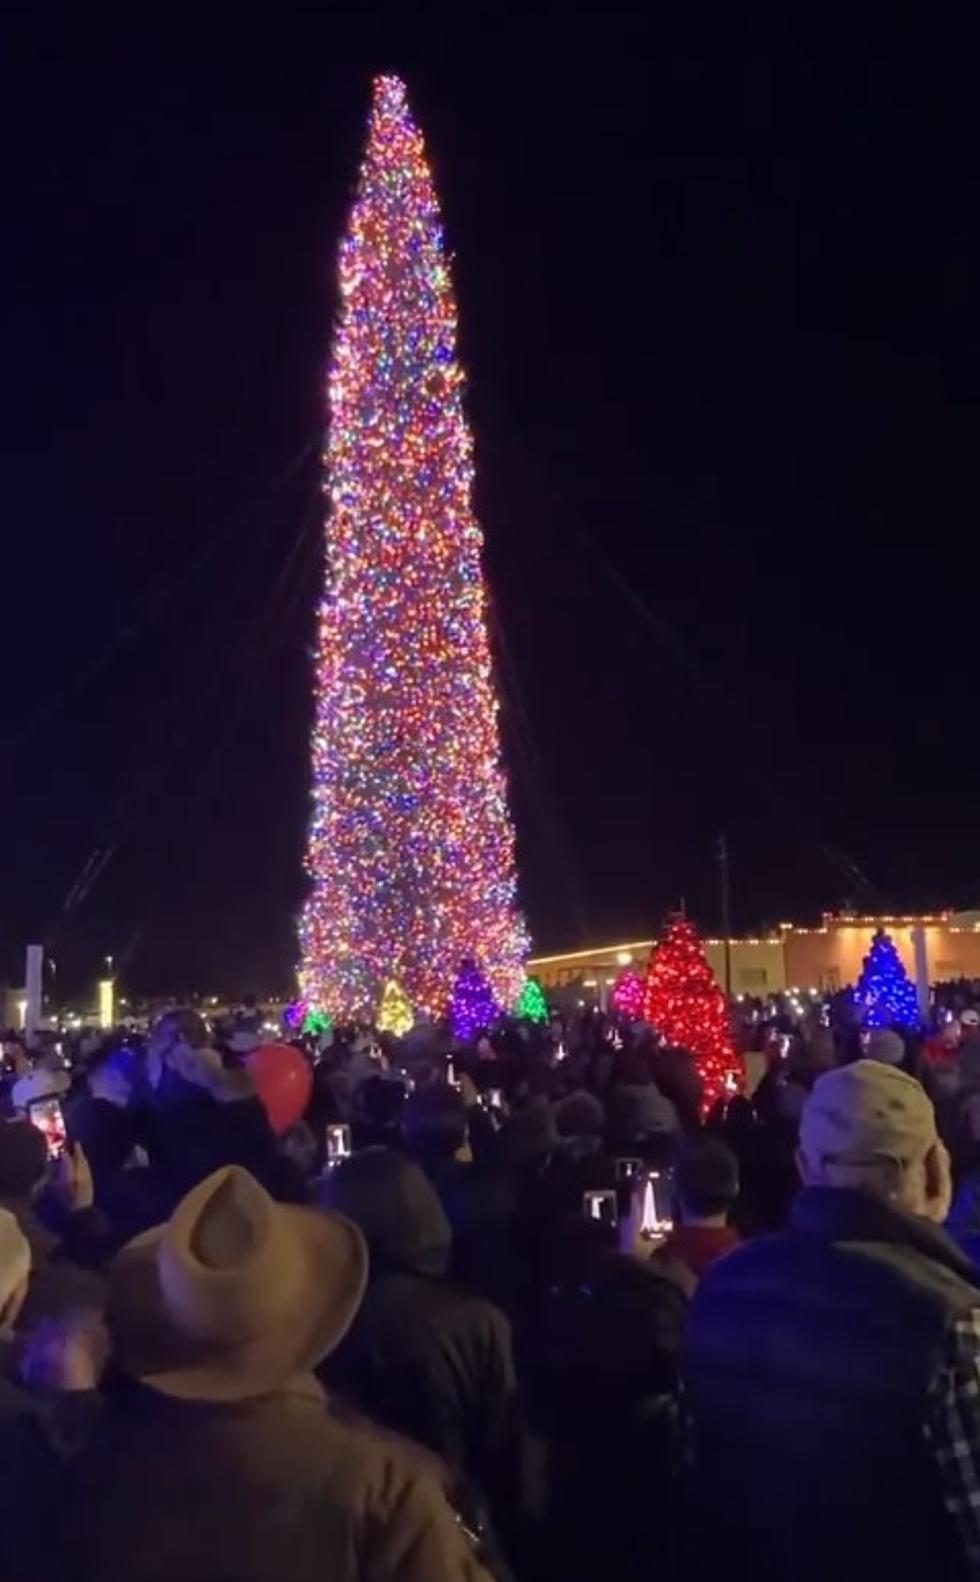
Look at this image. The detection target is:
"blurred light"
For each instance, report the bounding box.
[98,979,114,1031]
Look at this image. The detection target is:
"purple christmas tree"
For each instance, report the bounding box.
[450,958,499,1043]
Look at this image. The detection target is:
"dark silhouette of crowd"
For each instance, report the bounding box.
[3,992,980,1579]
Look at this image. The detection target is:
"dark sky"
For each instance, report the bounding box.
[3,11,979,998]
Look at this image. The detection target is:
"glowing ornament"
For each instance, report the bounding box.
[643,916,742,1110]
[377,979,414,1038]
[297,74,527,1018]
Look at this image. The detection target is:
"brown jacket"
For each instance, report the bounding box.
[66,1375,493,1582]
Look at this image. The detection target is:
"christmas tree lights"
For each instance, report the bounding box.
[377,979,414,1038]
[516,977,548,1023]
[643,916,742,1110]
[854,929,920,1029]
[451,958,499,1043]
[301,1007,333,1038]
[611,967,645,1020]
[298,75,527,1018]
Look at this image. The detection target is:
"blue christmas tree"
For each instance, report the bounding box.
[853,929,920,1029]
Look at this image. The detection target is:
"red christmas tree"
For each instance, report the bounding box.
[643,915,742,1110]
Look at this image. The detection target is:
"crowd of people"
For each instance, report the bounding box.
[2,994,980,1578]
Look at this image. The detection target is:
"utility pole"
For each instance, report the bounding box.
[716,833,732,997]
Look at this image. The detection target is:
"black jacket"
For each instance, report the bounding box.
[684,1186,980,1581]
[322,1149,524,1528]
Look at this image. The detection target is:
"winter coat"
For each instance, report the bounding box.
[323,1150,526,1534]
[64,1375,492,1582]
[684,1186,980,1581]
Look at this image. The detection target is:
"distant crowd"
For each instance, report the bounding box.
[2,988,980,1578]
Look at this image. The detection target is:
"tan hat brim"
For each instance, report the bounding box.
[109,1206,367,1403]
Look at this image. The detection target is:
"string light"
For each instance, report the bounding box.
[451,958,499,1043]
[298,75,527,1017]
[515,977,548,1023]
[643,916,743,1110]
[611,966,645,1019]
[853,928,920,1029]
[376,979,414,1038]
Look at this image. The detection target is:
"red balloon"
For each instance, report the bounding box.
[247,1043,312,1134]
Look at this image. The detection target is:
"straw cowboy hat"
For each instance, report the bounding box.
[109,1166,367,1402]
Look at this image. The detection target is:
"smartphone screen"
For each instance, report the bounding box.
[640,1170,674,1238]
[615,1157,644,1182]
[446,1058,460,1090]
[325,1123,352,1164]
[27,1097,67,1160]
[485,1088,504,1113]
[583,1188,618,1228]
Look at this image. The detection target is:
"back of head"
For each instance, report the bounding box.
[799,1058,940,1212]
[0,1119,48,1199]
[676,1135,740,1219]
[401,1083,466,1159]
[553,1089,605,1141]
[865,1028,906,1067]
[321,1147,451,1277]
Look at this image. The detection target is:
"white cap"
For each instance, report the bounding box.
[12,1068,69,1110]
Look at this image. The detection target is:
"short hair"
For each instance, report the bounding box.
[402,1084,467,1158]
[676,1135,740,1217]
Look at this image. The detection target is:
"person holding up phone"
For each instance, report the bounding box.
[0,1118,110,1328]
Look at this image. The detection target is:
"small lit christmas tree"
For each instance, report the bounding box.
[853,929,920,1029]
[611,967,645,1020]
[302,1007,333,1038]
[377,979,414,1038]
[451,958,499,1043]
[643,916,741,1109]
[516,977,548,1023]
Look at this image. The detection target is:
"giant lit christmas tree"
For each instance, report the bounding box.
[299,76,527,1019]
[643,916,742,1109]
[853,929,920,1029]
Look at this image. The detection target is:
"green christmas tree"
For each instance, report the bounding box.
[516,977,548,1023]
[302,1007,333,1038]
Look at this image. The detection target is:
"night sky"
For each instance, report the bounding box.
[4,12,979,999]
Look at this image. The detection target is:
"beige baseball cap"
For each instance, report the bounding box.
[800,1059,937,1175]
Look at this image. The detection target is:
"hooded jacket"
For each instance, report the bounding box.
[322,1149,522,1515]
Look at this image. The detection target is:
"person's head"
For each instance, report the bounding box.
[798,1059,950,1223]
[401,1084,467,1160]
[321,1147,451,1277]
[864,1028,905,1067]
[148,1008,211,1066]
[0,1119,49,1200]
[553,1090,605,1142]
[940,1018,963,1051]
[0,1208,31,1334]
[675,1135,740,1225]
[961,1009,980,1044]
[147,1009,248,1103]
[108,1166,366,1401]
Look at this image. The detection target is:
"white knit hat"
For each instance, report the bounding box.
[0,1208,31,1316]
